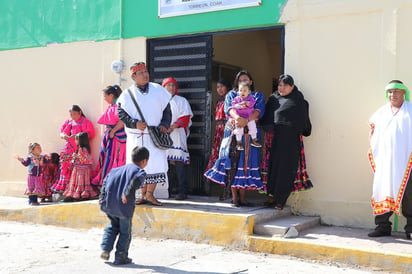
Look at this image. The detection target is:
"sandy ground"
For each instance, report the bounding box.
[0,221,394,274]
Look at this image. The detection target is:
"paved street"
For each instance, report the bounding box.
[0,221,394,274]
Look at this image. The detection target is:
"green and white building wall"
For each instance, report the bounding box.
[2,0,412,230]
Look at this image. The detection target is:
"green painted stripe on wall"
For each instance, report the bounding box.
[0,0,286,51]
[123,1,286,38]
[123,0,287,38]
[0,0,120,51]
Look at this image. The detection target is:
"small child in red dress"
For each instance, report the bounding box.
[41,152,60,202]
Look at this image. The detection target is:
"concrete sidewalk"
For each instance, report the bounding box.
[0,195,411,272]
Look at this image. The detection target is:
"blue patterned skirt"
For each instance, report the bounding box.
[204,121,263,190]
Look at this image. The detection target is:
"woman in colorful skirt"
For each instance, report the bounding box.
[91,85,126,187]
[205,79,231,173]
[261,74,312,210]
[52,105,95,193]
[204,70,265,207]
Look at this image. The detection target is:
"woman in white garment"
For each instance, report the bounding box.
[162,77,193,200]
[117,62,172,206]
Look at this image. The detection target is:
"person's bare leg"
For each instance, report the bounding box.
[145,184,162,206]
[219,185,225,201]
[135,185,147,204]
[231,188,238,205]
[239,189,248,204]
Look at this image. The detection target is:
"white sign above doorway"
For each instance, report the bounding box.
[158,0,261,18]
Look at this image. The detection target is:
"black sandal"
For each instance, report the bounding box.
[135,199,148,205]
[146,191,163,206]
[239,201,254,207]
[264,201,276,207]
[230,200,240,207]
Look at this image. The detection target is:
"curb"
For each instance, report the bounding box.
[248,235,412,273]
[1,198,411,272]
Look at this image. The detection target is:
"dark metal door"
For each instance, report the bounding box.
[147,35,212,195]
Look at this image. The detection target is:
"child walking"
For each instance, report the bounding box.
[99,146,149,265]
[63,132,98,201]
[231,81,262,150]
[15,142,47,205]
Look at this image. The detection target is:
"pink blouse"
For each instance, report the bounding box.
[60,117,95,152]
[97,103,119,126]
[61,116,95,139]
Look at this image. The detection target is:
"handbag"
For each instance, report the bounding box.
[127,89,173,150]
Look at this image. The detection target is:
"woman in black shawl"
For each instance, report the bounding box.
[263,74,312,210]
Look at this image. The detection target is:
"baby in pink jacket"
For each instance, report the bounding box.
[231,81,262,150]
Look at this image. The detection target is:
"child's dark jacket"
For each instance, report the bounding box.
[99,163,146,219]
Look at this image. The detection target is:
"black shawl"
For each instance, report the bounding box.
[261,88,311,136]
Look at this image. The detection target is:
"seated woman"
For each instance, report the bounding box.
[52,105,95,194]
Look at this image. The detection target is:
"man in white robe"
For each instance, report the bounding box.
[117,62,172,205]
[162,77,193,200]
[368,80,412,240]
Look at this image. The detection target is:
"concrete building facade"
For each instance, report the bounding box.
[2,0,412,230]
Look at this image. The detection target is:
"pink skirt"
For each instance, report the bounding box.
[24,175,46,196]
[63,165,98,199]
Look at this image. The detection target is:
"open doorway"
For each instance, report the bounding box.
[147,26,284,196]
[208,27,284,196]
[212,27,284,99]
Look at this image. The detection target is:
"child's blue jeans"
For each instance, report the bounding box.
[101,213,132,259]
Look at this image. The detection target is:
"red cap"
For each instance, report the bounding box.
[162,77,178,94]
